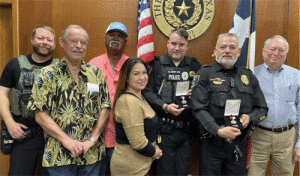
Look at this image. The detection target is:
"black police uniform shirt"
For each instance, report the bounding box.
[192,60,268,136]
[143,53,201,121]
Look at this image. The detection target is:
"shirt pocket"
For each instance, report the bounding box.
[237,86,254,109]
[285,84,297,102]
[208,85,229,107]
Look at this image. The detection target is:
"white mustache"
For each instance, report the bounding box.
[109,41,121,49]
[72,48,84,53]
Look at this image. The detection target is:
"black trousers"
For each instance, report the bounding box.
[199,137,248,176]
[8,132,47,175]
[153,128,193,175]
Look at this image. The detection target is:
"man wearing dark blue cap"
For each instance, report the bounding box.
[89,22,129,176]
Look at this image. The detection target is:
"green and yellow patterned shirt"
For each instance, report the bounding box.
[28,58,111,167]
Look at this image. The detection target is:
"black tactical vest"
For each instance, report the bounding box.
[153,55,200,121]
[11,55,58,120]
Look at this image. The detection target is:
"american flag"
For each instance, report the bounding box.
[137,0,155,63]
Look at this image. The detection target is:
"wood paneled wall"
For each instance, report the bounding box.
[0,0,299,175]
[18,0,52,57]
[16,0,299,70]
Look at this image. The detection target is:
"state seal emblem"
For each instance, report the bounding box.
[152,0,215,40]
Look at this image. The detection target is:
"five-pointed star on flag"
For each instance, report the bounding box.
[176,0,191,17]
[229,14,250,48]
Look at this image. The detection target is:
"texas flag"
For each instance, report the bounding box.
[229,0,256,71]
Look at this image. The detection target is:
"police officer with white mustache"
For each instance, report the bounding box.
[143,28,201,175]
[191,33,268,175]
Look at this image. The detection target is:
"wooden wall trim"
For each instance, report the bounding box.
[0,0,19,57]
[12,0,19,57]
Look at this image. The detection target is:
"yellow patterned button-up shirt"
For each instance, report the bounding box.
[28,58,111,167]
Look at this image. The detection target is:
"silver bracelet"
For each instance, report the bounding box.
[88,136,96,143]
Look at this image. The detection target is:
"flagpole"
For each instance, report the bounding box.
[248,0,256,71]
[248,32,256,71]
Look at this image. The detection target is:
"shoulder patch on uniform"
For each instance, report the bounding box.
[191,75,200,88]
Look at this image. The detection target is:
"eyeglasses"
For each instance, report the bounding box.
[266,48,287,54]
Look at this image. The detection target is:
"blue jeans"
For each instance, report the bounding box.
[99,147,114,176]
[47,161,101,176]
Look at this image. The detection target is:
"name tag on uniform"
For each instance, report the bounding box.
[166,69,181,81]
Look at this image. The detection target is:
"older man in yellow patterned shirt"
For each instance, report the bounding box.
[28,25,111,175]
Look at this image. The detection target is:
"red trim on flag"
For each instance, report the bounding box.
[139,17,152,30]
[137,34,154,48]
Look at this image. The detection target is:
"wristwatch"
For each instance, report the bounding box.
[88,136,96,143]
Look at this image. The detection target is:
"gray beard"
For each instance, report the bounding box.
[216,56,237,69]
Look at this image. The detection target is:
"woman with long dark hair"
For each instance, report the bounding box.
[110,57,162,175]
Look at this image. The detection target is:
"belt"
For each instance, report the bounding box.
[257,124,294,132]
[207,134,228,148]
[174,120,191,128]
[175,121,184,128]
[14,126,43,142]
[29,126,43,136]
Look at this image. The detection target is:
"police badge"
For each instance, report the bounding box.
[189,71,195,77]
[241,75,249,85]
[181,71,189,80]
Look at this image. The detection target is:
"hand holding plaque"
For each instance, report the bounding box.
[175,81,191,108]
[224,100,243,130]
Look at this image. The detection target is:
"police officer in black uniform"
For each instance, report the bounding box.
[191,33,268,175]
[143,28,201,175]
[0,26,57,175]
